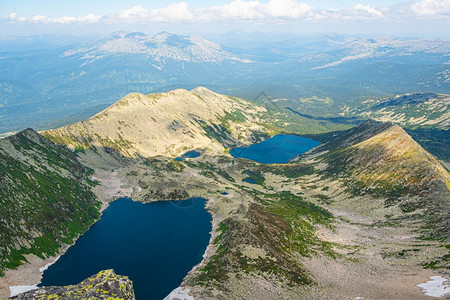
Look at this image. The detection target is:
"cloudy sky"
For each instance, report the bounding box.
[1,0,450,37]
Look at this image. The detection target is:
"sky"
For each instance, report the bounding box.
[1,0,450,38]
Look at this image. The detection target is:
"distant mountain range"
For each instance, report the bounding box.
[301,37,450,70]
[0,31,449,135]
[63,31,248,65]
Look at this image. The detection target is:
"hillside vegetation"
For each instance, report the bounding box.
[0,129,100,276]
[310,120,450,239]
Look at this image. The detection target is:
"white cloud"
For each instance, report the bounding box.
[354,4,384,18]
[3,0,450,26]
[32,15,48,22]
[5,12,101,24]
[79,14,102,23]
[411,0,450,17]
[265,0,312,18]
[204,0,313,21]
[210,0,265,20]
[150,2,194,22]
[105,5,149,23]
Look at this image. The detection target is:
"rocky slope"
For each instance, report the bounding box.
[0,129,101,277]
[43,87,266,158]
[11,269,134,299]
[307,120,450,239]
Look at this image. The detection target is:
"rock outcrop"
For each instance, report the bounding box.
[11,269,134,299]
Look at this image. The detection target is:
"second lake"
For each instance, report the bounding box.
[230,135,319,164]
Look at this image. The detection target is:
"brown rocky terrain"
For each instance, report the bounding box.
[11,269,134,299]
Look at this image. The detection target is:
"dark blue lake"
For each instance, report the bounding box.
[39,198,212,300]
[230,135,319,164]
[175,150,201,161]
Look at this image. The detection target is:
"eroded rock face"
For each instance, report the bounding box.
[11,269,135,300]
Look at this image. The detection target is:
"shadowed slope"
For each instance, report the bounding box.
[0,129,100,275]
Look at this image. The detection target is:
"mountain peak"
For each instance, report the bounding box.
[63,32,243,64]
[43,88,266,158]
[315,120,392,152]
[318,120,449,238]
[355,123,429,161]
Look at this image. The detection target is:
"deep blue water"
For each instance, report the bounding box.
[243,178,257,184]
[175,150,201,161]
[230,135,319,164]
[39,198,212,300]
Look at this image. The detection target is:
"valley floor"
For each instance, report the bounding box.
[2,120,449,299]
[2,152,448,299]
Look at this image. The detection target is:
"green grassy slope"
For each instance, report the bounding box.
[0,129,100,275]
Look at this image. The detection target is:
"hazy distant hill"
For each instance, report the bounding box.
[1,32,449,134]
[344,93,449,129]
[63,31,248,64]
[0,32,251,133]
[300,37,449,70]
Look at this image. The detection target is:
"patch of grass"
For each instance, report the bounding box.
[242,170,265,186]
[260,163,315,178]
[421,253,450,269]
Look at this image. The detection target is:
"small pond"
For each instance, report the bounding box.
[175,150,201,161]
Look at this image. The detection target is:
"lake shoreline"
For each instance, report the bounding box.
[39,197,211,299]
[0,167,121,298]
[0,196,111,298]
[164,199,220,300]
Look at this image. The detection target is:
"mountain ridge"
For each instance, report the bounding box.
[42,87,267,158]
[307,121,450,239]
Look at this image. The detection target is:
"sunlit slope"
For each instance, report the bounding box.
[43,87,266,158]
[311,120,450,238]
